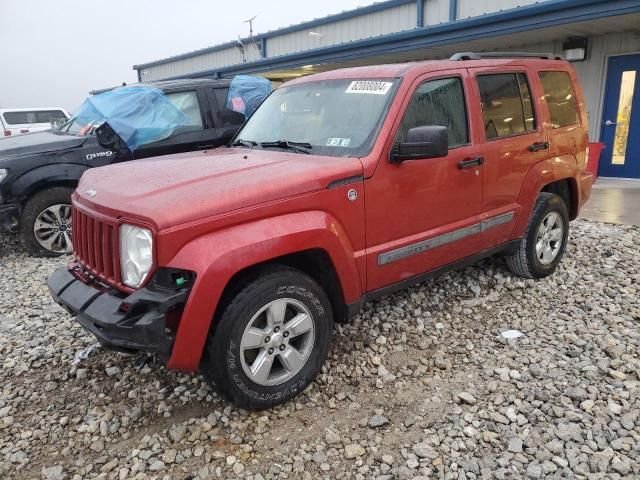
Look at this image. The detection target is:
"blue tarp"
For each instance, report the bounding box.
[71,86,191,151]
[226,75,272,118]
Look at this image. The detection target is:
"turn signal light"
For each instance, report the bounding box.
[3,130,10,136]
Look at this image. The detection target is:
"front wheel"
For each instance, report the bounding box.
[506,192,569,279]
[201,266,333,409]
[20,187,74,257]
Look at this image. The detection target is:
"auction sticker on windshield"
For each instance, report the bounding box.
[345,81,393,95]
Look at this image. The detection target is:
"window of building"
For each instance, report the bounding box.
[395,77,469,148]
[539,71,579,128]
[477,73,536,140]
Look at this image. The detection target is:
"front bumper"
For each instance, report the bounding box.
[0,203,19,232]
[48,266,189,358]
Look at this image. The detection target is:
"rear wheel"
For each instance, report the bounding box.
[506,192,569,279]
[20,187,74,257]
[201,266,333,410]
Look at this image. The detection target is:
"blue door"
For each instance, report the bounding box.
[599,54,640,179]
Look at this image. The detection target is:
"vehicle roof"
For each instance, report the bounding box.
[286,57,572,86]
[89,78,232,96]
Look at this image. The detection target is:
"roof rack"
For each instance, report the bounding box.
[449,52,564,61]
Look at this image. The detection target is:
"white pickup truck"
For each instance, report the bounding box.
[0,107,70,137]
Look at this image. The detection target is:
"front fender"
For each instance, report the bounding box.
[163,211,362,370]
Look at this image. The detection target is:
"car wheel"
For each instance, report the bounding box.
[506,192,569,279]
[20,187,74,257]
[201,266,333,410]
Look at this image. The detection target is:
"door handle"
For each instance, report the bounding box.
[528,142,549,152]
[458,156,484,169]
[604,120,617,126]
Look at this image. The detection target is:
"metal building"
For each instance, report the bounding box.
[133,0,640,179]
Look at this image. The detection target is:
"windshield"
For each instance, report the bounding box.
[235,78,399,157]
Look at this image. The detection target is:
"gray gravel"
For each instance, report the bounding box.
[1,219,639,480]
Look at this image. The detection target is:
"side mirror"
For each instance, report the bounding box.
[390,125,448,163]
[95,122,129,155]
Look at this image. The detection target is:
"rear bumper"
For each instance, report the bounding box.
[47,266,189,359]
[0,203,19,232]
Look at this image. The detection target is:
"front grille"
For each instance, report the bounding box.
[72,207,120,286]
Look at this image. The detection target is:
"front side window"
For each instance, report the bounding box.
[394,77,469,147]
[477,73,536,140]
[165,91,203,131]
[235,78,399,157]
[539,71,579,128]
[34,110,67,123]
[213,88,246,127]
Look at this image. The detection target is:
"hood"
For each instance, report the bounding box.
[76,147,363,229]
[0,131,88,159]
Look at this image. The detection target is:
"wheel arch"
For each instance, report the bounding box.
[12,163,85,205]
[541,177,579,220]
[163,211,363,371]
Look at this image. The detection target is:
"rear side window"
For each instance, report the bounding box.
[539,71,579,128]
[3,112,31,125]
[213,88,246,127]
[165,91,203,131]
[477,73,536,140]
[395,77,469,148]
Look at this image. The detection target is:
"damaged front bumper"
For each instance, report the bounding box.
[47,266,190,359]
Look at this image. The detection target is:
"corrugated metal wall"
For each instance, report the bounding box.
[266,3,416,57]
[424,0,449,26]
[139,44,261,82]
[457,0,546,19]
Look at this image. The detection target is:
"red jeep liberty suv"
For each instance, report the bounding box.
[48,53,593,409]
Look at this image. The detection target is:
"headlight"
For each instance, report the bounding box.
[0,169,7,183]
[119,224,153,288]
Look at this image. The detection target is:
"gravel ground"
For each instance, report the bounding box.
[0,219,639,480]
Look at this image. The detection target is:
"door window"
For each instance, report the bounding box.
[539,71,580,129]
[477,73,536,140]
[165,91,203,131]
[395,77,468,147]
[610,70,636,165]
[213,88,246,127]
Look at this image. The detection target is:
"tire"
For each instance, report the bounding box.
[20,187,74,257]
[506,192,569,279]
[201,266,333,410]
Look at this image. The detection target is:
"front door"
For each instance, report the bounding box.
[600,54,640,179]
[365,70,485,292]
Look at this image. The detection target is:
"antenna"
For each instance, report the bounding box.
[242,15,262,55]
[243,15,257,38]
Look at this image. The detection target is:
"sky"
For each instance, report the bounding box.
[0,0,375,112]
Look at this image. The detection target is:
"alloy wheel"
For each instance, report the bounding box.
[239,298,315,387]
[535,211,563,265]
[33,204,73,254]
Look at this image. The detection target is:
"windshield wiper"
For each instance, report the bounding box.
[231,139,257,148]
[259,140,312,154]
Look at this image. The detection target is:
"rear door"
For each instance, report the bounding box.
[469,67,548,244]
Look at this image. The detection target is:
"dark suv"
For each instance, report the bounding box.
[0,78,247,256]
